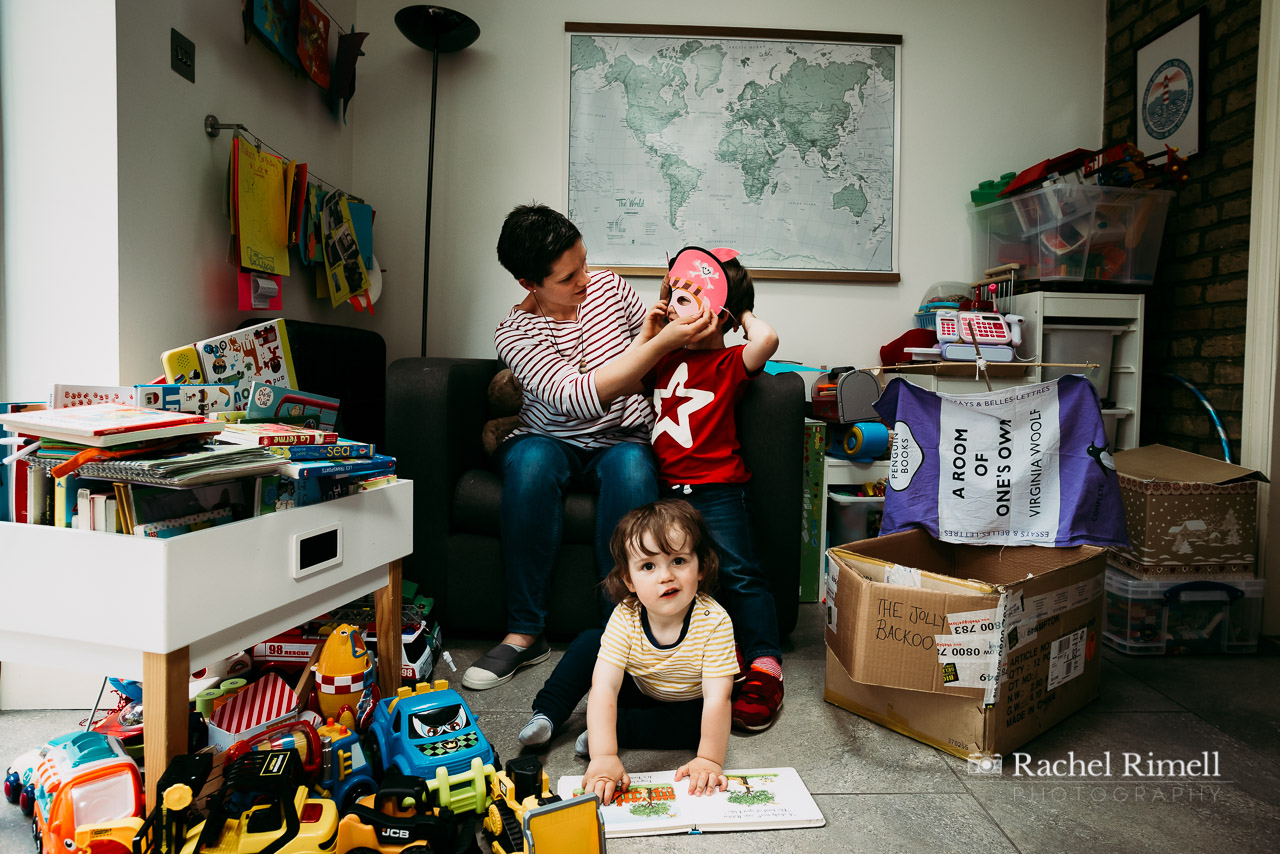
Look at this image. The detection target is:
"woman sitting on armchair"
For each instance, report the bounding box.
[461,203,715,690]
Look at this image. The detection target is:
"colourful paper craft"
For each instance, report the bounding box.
[321,193,370,307]
[346,201,374,269]
[665,246,740,317]
[297,0,331,89]
[235,139,291,276]
[247,0,303,70]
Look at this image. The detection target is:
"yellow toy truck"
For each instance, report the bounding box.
[483,756,604,854]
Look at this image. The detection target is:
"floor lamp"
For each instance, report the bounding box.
[395,5,480,358]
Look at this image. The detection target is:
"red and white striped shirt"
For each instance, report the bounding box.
[495,269,655,449]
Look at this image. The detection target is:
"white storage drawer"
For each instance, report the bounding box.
[0,480,413,679]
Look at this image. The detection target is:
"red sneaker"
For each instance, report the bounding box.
[733,646,747,686]
[732,669,783,731]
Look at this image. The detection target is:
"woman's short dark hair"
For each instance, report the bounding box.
[602,499,720,605]
[495,203,582,284]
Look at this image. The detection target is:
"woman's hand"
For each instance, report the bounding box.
[583,754,630,805]
[674,756,728,796]
[655,303,717,349]
[636,300,670,344]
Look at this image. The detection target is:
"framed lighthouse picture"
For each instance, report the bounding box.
[1135,9,1205,159]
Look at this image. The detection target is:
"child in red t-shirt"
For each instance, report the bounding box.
[637,246,784,731]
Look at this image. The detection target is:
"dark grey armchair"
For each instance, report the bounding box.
[385,357,804,639]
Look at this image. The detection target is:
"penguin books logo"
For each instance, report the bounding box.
[888,420,923,491]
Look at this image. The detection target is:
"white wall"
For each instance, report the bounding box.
[3,0,1108,394]
[356,0,1107,369]
[1,0,120,399]
[115,0,361,385]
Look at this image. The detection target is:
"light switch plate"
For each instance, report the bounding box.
[171,29,195,83]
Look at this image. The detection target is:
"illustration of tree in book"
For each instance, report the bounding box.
[725,772,779,806]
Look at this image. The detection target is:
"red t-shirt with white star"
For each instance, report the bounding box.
[645,345,754,486]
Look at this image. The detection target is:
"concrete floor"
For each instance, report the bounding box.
[2,602,1279,853]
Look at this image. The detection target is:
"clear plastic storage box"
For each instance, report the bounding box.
[971,186,1173,283]
[1103,566,1264,655]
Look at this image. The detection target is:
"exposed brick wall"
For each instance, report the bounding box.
[1104,0,1260,461]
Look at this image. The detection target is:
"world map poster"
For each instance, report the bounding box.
[567,28,900,278]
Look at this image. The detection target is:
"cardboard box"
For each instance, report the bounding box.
[823,529,1107,760]
[1112,445,1267,572]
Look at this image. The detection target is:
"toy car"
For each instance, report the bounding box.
[365,680,498,814]
[363,617,442,685]
[177,749,339,854]
[483,756,605,854]
[334,771,464,853]
[4,744,44,817]
[29,731,145,854]
[90,701,209,761]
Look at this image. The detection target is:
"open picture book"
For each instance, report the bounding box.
[555,767,824,838]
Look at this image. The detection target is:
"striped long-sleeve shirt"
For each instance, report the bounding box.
[495,269,655,449]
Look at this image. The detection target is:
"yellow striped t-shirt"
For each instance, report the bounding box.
[598,593,738,701]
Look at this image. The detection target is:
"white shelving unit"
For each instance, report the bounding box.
[0,480,414,808]
[998,291,1144,451]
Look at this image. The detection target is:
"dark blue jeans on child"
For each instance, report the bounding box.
[677,482,782,663]
[531,629,703,750]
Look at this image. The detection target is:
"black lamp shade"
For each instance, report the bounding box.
[395,5,480,53]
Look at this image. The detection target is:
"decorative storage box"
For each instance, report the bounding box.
[1103,566,1264,655]
[970,185,1172,283]
[1112,445,1266,574]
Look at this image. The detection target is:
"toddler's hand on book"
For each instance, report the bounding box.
[583,755,630,805]
[675,757,727,796]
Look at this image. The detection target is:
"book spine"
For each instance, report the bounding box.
[76,487,92,530]
[265,441,373,460]
[239,431,338,446]
[13,458,30,524]
[283,455,394,479]
[54,474,78,528]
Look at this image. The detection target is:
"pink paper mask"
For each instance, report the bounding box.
[665,246,740,317]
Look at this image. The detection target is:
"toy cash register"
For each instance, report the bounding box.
[935,310,1024,362]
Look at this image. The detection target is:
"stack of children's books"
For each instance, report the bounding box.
[214,422,394,510]
[1,318,398,532]
[0,403,284,531]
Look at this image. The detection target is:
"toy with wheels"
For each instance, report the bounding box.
[177,749,339,854]
[365,680,497,814]
[29,732,144,854]
[483,756,605,854]
[334,770,464,853]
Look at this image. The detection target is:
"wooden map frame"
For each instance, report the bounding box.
[565,23,902,282]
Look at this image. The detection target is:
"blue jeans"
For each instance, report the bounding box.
[495,435,658,635]
[532,629,703,750]
[678,483,782,663]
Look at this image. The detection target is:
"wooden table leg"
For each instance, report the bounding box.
[142,647,189,813]
[374,558,404,699]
